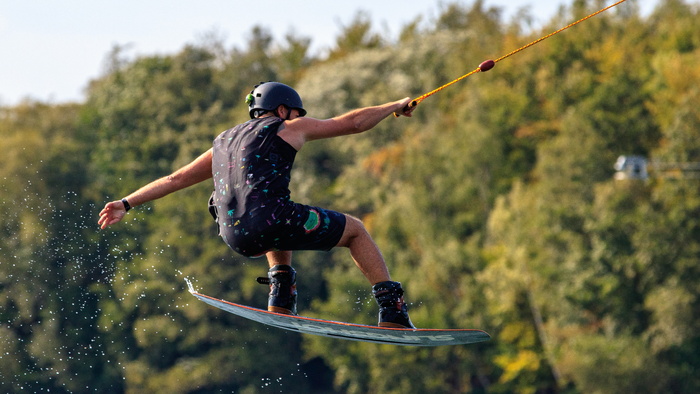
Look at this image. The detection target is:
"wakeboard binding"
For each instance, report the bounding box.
[257,265,297,315]
[372,281,415,328]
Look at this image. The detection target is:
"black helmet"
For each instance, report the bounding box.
[246,82,307,119]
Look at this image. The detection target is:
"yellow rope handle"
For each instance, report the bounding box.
[398,0,629,114]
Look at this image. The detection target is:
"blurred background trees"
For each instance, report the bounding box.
[1,1,698,392]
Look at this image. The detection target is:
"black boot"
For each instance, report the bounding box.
[372,281,415,328]
[257,265,297,315]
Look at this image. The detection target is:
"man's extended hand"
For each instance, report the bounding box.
[98,200,127,229]
[393,97,416,118]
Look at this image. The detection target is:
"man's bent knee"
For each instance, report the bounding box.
[336,214,369,247]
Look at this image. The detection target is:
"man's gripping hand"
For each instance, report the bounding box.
[393,97,416,118]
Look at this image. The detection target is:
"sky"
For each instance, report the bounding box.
[0,0,663,106]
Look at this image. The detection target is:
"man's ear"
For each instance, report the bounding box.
[275,104,288,119]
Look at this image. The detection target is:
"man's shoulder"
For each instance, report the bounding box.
[216,118,284,138]
[281,116,330,135]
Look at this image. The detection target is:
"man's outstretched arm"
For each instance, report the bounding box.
[98,149,213,229]
[278,97,415,150]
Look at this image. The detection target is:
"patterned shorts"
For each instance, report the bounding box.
[212,199,347,258]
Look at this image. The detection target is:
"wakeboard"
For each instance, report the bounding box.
[186,279,490,346]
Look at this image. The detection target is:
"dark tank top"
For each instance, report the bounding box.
[211,117,297,222]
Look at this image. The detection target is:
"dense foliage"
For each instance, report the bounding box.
[2,1,699,392]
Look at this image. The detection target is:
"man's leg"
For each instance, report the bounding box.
[262,251,297,314]
[335,215,391,285]
[266,250,292,268]
[336,214,414,328]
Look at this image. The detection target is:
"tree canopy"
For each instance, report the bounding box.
[1,1,699,392]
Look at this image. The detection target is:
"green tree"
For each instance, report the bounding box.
[4,1,700,392]
[0,102,120,392]
[327,11,384,60]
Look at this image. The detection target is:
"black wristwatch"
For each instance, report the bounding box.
[121,198,132,212]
